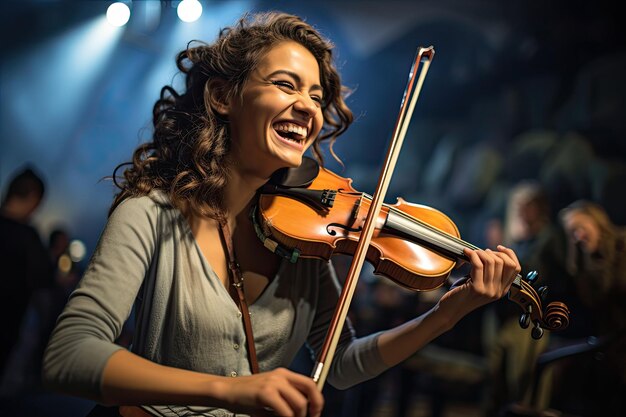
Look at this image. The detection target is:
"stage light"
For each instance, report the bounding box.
[177,0,202,23]
[106,2,131,27]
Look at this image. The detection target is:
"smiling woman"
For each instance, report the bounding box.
[42,11,522,417]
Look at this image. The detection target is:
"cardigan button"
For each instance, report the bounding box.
[230,371,238,377]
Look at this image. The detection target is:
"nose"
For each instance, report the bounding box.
[293,93,319,119]
[573,227,586,242]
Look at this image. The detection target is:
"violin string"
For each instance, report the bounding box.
[359,192,481,252]
[389,204,481,249]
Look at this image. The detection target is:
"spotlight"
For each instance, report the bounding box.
[106,2,131,27]
[177,0,202,23]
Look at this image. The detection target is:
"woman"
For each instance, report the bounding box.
[43,12,521,417]
[559,200,626,334]
[544,200,626,415]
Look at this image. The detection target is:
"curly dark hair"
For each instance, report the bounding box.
[110,12,353,219]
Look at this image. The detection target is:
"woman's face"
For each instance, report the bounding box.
[562,211,601,253]
[227,41,324,178]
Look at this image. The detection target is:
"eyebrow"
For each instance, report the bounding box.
[268,70,324,94]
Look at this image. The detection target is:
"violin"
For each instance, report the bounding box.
[254,159,570,340]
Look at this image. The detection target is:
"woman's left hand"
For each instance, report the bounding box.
[437,245,521,324]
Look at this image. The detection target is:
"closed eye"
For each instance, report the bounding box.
[272,80,323,106]
[310,95,323,106]
[272,80,295,90]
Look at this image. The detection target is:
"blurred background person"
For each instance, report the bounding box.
[0,227,81,396]
[559,200,626,334]
[484,181,562,416]
[0,167,53,392]
[546,200,626,415]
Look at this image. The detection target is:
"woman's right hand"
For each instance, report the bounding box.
[98,351,322,416]
[219,367,324,417]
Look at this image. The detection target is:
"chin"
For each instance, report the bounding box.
[274,151,304,169]
[286,156,304,168]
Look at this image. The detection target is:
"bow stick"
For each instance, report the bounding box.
[311,46,436,389]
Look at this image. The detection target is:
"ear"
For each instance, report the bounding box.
[207,78,232,117]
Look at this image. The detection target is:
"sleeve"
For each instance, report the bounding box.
[306,260,388,390]
[42,197,159,400]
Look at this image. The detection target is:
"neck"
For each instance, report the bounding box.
[223,166,270,228]
[185,164,271,237]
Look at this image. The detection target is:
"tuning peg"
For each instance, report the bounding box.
[525,270,539,284]
[531,322,544,339]
[537,286,548,302]
[519,313,531,329]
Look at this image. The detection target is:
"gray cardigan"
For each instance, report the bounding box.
[43,191,386,416]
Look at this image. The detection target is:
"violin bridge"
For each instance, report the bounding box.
[321,189,336,208]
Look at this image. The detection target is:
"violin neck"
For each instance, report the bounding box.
[384,209,473,261]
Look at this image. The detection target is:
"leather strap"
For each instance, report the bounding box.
[219,220,260,374]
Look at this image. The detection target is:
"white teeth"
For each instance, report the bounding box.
[273,122,308,139]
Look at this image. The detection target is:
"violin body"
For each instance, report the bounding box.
[258,168,460,291]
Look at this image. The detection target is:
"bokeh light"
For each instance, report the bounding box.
[69,239,87,263]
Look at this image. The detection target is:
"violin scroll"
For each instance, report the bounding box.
[508,271,570,339]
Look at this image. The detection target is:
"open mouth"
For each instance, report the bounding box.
[273,122,308,148]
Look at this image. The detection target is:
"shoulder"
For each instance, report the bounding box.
[105,190,181,242]
[110,190,173,219]
[0,215,43,244]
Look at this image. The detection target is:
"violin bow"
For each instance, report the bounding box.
[311,46,435,390]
